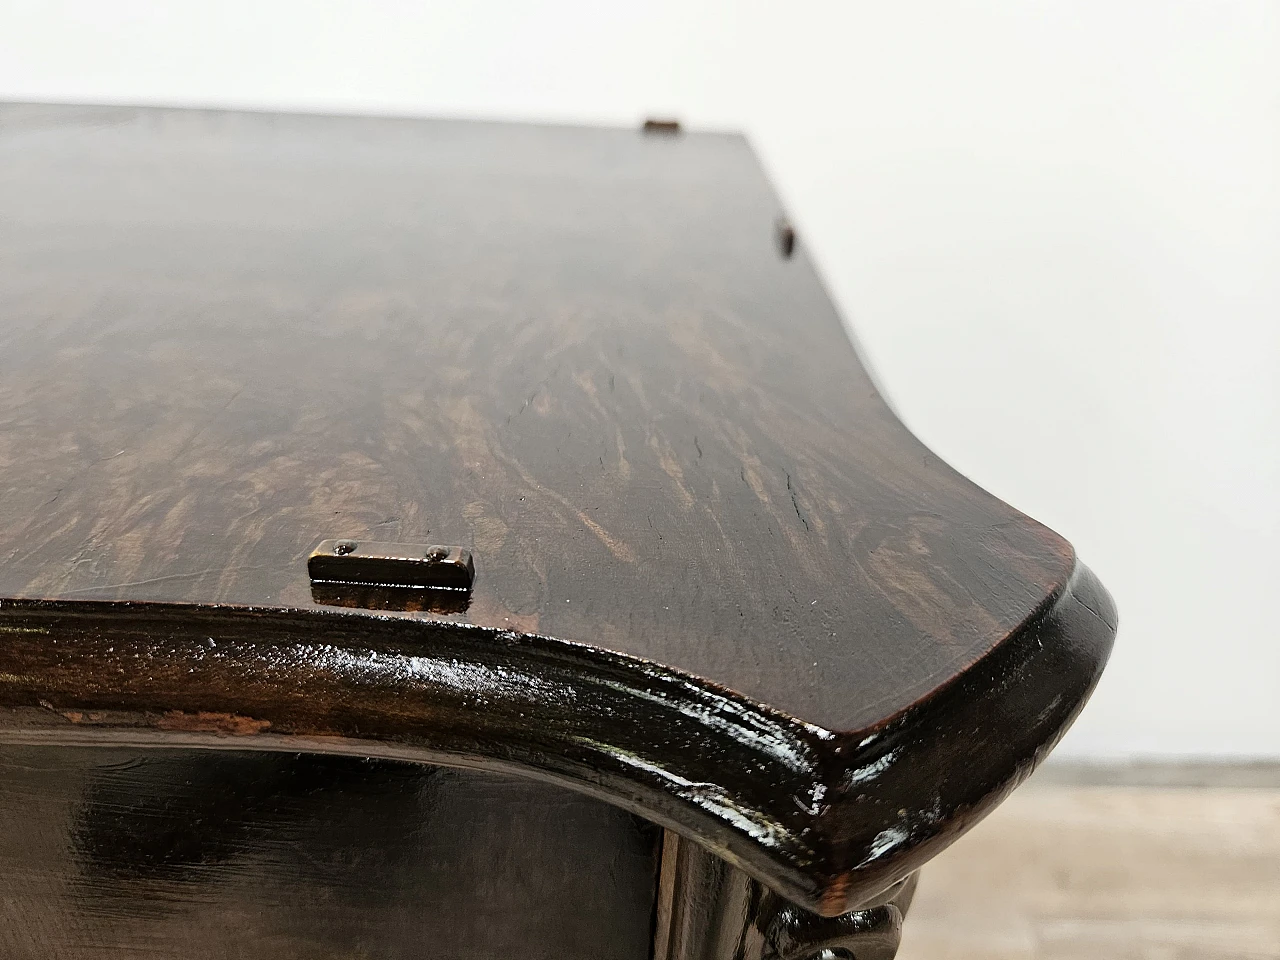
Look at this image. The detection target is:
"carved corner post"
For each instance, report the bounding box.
[654,832,918,960]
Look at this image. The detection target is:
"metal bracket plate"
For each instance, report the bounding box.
[308,540,474,592]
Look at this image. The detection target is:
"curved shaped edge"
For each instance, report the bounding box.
[0,561,1114,918]
[0,596,837,911]
[805,560,1118,913]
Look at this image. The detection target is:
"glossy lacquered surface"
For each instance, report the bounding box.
[0,747,660,960]
[655,831,917,960]
[0,102,1117,916]
[0,542,1115,919]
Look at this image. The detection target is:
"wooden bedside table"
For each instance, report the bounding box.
[0,102,1115,960]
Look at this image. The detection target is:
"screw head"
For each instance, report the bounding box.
[425,545,449,562]
[334,539,357,556]
[776,217,797,259]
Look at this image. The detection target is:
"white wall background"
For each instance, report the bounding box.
[1,1,1276,760]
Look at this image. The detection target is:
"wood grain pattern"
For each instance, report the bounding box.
[0,101,1073,732]
[0,102,1117,917]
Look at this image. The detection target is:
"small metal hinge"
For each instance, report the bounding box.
[642,117,682,135]
[308,539,474,592]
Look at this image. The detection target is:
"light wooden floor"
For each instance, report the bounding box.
[897,773,1280,959]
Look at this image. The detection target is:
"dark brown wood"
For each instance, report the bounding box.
[0,101,1074,732]
[0,102,1116,922]
[0,746,660,960]
[655,831,917,960]
[0,566,1113,923]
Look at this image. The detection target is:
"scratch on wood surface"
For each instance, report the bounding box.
[62,569,243,594]
[503,459,637,563]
